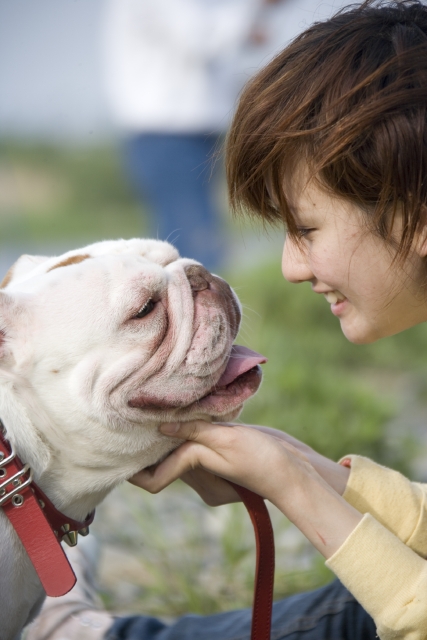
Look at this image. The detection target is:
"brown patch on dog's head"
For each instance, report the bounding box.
[47,254,90,272]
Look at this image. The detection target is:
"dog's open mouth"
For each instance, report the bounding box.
[194,345,267,413]
[129,345,266,414]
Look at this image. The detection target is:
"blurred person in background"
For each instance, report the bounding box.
[102,0,291,271]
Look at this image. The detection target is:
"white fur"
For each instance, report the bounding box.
[0,239,248,640]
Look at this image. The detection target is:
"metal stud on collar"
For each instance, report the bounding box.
[61,523,78,547]
[12,494,24,507]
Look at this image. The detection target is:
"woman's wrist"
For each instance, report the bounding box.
[306,451,351,495]
[273,465,362,559]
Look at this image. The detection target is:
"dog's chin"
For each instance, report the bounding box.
[141,403,244,472]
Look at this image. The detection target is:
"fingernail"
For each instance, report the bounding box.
[160,422,180,434]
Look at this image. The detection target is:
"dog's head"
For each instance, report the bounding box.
[0,239,265,505]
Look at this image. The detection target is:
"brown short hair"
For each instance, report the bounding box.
[226,0,427,259]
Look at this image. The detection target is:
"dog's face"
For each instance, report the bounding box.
[0,240,264,488]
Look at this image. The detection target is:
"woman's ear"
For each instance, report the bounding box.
[412,207,427,258]
[416,228,427,258]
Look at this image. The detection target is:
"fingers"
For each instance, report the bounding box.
[220,422,314,457]
[159,420,308,468]
[181,469,241,506]
[130,421,238,495]
[129,440,204,493]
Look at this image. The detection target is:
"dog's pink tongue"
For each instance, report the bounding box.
[217,345,267,387]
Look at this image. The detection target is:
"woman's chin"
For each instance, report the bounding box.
[339,318,380,345]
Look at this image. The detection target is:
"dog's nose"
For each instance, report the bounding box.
[184,264,211,292]
[184,263,241,334]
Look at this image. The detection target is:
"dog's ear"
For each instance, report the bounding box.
[1,254,50,289]
[0,291,30,369]
[0,290,30,361]
[0,292,14,360]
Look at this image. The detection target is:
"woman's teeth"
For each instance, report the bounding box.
[325,291,346,304]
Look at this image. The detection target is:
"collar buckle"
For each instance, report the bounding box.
[0,440,17,470]
[0,462,33,507]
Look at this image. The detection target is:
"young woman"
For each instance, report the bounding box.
[27,1,427,639]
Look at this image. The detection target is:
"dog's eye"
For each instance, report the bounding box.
[134,299,155,319]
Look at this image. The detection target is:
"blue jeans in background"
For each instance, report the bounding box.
[124,133,225,272]
[106,579,376,640]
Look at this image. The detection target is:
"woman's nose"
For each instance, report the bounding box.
[281,235,314,283]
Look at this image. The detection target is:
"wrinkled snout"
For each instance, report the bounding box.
[184,264,241,338]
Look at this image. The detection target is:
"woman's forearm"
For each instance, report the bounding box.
[273,471,363,559]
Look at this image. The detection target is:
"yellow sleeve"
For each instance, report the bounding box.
[326,514,427,640]
[341,455,427,557]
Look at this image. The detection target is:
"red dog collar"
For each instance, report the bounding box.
[0,425,94,597]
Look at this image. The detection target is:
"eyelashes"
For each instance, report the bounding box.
[134,299,155,319]
[296,228,315,238]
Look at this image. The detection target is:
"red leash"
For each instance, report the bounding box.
[230,481,275,640]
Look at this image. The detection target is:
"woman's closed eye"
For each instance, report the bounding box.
[296,227,315,238]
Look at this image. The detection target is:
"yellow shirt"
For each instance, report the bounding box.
[326,456,427,639]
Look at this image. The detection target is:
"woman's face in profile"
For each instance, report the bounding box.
[280,173,427,345]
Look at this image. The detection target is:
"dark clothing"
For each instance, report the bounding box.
[106,579,376,640]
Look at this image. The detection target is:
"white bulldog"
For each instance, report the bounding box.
[0,239,264,640]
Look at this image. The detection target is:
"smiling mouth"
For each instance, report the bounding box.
[324,291,346,304]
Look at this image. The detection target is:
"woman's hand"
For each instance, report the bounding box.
[130,420,362,559]
[131,454,243,507]
[130,420,312,506]
[130,422,351,506]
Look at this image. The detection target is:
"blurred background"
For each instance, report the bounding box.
[2,0,427,620]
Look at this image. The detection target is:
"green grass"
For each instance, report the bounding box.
[0,141,144,245]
